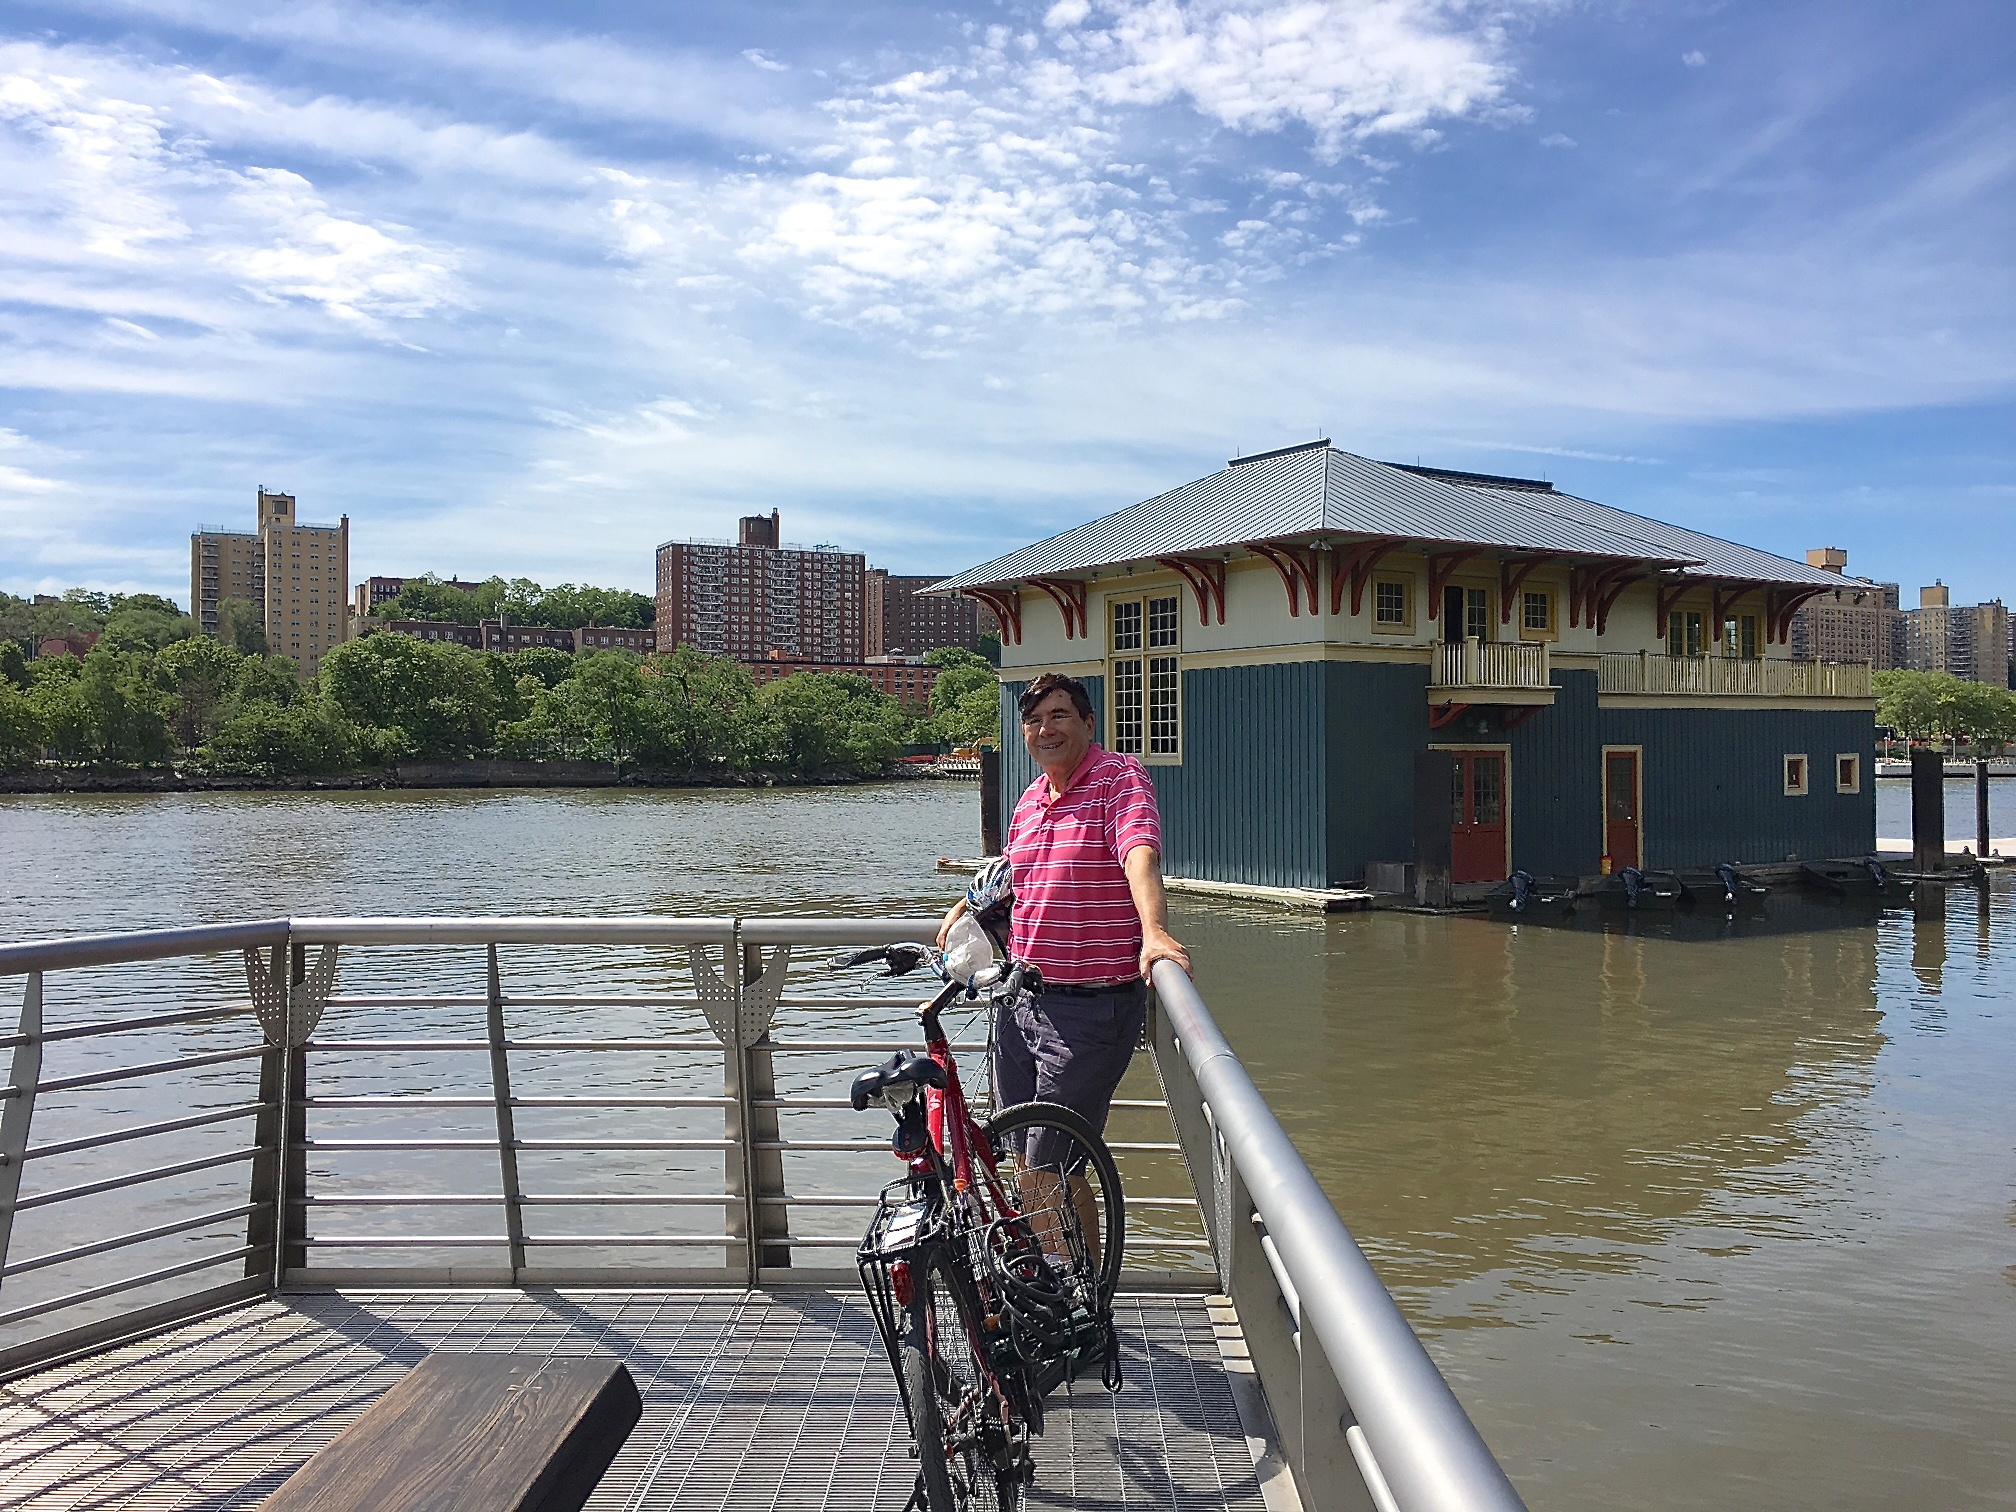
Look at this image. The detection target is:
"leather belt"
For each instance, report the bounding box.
[1042,978,1144,998]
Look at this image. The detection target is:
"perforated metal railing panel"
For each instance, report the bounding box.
[0,1290,1268,1511]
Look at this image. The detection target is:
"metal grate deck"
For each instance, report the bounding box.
[0,1290,1269,1511]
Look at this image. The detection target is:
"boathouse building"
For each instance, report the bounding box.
[933,442,1877,889]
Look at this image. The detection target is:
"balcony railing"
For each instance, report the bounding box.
[1598,653,1872,698]
[1430,638,1551,690]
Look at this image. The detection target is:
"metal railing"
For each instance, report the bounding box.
[1598,652,1872,698]
[1430,639,1550,691]
[1152,960,1526,1512]
[0,916,1525,1512]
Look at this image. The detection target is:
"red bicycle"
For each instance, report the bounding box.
[838,943,1124,1512]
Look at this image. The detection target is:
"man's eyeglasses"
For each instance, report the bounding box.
[1020,709,1083,729]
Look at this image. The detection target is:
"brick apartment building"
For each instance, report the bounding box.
[191,490,350,674]
[373,620,657,655]
[1788,548,1903,669]
[745,654,942,706]
[865,570,998,655]
[656,512,865,662]
[1906,583,2011,688]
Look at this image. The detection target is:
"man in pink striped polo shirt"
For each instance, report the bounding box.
[942,672,1189,1147]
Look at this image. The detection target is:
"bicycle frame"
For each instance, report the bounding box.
[855,966,1041,1457]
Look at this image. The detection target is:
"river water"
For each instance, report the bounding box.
[2,785,2013,1511]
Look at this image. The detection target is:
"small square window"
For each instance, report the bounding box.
[1784,754,1809,796]
[1835,753,1861,794]
[1521,588,1554,634]
[1374,578,1412,631]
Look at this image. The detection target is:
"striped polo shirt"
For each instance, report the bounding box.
[1005,744,1163,985]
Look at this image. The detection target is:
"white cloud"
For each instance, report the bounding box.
[1043,0,1526,159]
[214,167,460,330]
[1539,131,1575,147]
[1682,50,1707,67]
[743,49,789,72]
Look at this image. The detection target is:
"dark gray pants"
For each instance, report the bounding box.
[994,982,1147,1170]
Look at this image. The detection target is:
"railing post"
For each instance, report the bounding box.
[1464,635,1481,686]
[741,938,792,1276]
[0,972,44,1291]
[1149,1005,1220,1261]
[485,945,529,1279]
[246,941,310,1286]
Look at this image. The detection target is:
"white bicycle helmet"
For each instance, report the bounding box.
[966,856,1014,932]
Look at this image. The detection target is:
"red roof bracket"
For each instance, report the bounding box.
[1330,538,1402,616]
[1427,700,1469,730]
[1425,549,1479,620]
[1028,577,1089,640]
[1708,581,1759,642]
[1653,576,1692,639]
[966,587,1023,646]
[1593,571,1646,635]
[1499,554,1557,623]
[1157,556,1227,626]
[1767,586,1826,645]
[1244,541,1320,617]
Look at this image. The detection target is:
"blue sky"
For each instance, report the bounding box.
[1,0,2011,607]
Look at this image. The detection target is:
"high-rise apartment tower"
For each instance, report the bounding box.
[190,490,351,674]
[1787,547,1902,669]
[655,511,865,662]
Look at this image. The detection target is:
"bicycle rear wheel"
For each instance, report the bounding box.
[902,1246,1018,1512]
[980,1100,1125,1310]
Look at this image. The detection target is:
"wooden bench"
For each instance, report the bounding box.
[260,1353,642,1512]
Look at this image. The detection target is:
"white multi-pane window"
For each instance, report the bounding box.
[1110,593,1181,760]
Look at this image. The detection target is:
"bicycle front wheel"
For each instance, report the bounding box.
[980,1100,1125,1309]
[902,1246,1018,1512]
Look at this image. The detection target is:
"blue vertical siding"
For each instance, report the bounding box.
[1002,663,1876,887]
[1324,660,1431,885]
[1599,705,1876,867]
[998,666,1326,888]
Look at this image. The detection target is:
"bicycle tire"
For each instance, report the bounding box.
[902,1247,1017,1512]
[980,1100,1125,1309]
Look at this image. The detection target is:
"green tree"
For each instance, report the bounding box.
[975,631,1002,667]
[1874,669,2016,751]
[501,646,578,689]
[155,636,244,746]
[216,596,269,656]
[231,654,301,711]
[646,644,756,772]
[1948,681,2016,752]
[0,679,42,769]
[518,582,654,631]
[370,575,503,625]
[922,647,1000,746]
[320,633,500,759]
[102,595,197,653]
[27,646,174,764]
[744,673,908,778]
[211,698,358,773]
[0,639,28,689]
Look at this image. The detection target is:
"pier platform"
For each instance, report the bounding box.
[0,1288,1268,1511]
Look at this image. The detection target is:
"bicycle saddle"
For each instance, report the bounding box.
[850,1051,948,1111]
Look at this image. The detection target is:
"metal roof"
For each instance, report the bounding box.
[929,446,1843,592]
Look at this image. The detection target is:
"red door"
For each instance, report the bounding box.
[1604,750,1641,870]
[1449,751,1508,883]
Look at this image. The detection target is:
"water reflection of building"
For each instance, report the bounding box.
[1184,904,1884,1304]
[939,445,1878,887]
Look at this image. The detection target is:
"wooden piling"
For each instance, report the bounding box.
[1911,746,1945,874]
